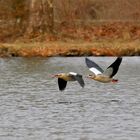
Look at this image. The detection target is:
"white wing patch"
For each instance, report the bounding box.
[69,72,77,76]
[89,68,102,75]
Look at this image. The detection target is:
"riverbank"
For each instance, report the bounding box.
[1,22,140,57]
[0,39,140,57]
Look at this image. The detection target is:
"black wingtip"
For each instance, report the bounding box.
[85,57,91,68]
[107,57,122,77]
[85,57,94,68]
[58,78,67,91]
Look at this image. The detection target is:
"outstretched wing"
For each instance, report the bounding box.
[85,58,104,75]
[69,72,85,88]
[74,74,85,88]
[104,57,122,78]
[58,78,67,91]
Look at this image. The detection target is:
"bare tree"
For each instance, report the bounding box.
[26,0,54,36]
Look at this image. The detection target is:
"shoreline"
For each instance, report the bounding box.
[0,40,140,57]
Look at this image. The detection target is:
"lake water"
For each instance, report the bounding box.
[0,57,140,140]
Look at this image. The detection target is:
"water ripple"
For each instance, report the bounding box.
[0,57,140,140]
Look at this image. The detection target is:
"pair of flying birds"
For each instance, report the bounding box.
[53,57,122,91]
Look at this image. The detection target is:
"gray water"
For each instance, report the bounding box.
[0,57,140,140]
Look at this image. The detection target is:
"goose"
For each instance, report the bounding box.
[85,57,122,83]
[53,72,85,91]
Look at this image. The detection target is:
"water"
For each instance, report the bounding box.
[0,57,140,140]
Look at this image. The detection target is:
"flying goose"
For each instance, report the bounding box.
[85,57,122,83]
[53,72,85,91]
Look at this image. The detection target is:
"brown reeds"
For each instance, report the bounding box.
[1,39,140,57]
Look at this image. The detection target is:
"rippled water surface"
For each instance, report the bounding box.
[0,57,140,140]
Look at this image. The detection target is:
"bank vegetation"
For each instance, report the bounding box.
[0,0,140,57]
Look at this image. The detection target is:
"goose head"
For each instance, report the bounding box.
[53,73,65,78]
[87,74,96,79]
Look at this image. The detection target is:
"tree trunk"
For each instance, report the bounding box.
[26,0,54,36]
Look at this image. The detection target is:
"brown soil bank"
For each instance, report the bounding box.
[0,40,140,57]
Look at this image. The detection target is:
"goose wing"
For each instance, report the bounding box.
[58,78,67,91]
[69,72,85,88]
[104,57,122,78]
[75,74,85,88]
[85,58,104,75]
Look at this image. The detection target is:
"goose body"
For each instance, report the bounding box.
[54,72,85,91]
[85,57,122,83]
[90,74,113,83]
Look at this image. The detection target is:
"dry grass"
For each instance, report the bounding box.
[1,39,140,57]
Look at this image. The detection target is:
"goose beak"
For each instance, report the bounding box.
[51,74,59,78]
[86,75,92,79]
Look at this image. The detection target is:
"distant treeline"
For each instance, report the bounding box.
[0,0,140,41]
